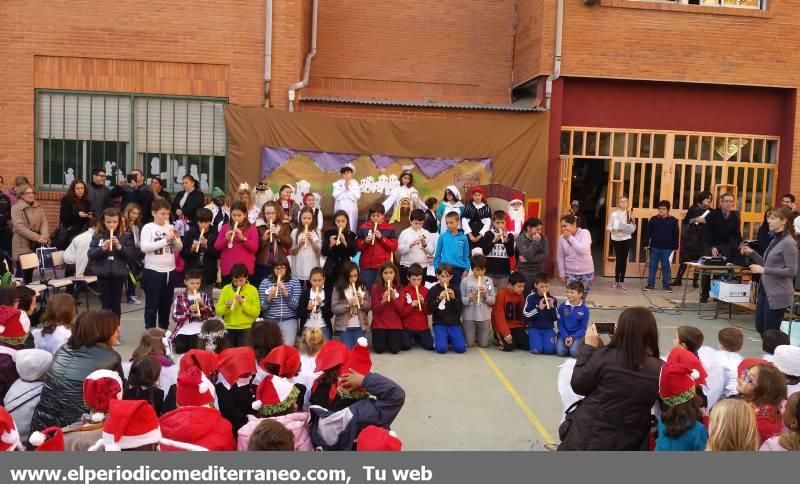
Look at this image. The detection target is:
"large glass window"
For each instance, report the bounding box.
[36,91,226,192]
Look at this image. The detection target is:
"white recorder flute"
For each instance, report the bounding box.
[193,289,201,317]
[312,286,320,313]
[195,227,205,253]
[371,222,378,245]
[303,223,310,248]
[228,222,239,249]
[351,283,361,310]
[273,274,282,298]
[415,284,422,310]
[477,276,482,304]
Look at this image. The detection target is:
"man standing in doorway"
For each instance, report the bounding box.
[701,192,742,303]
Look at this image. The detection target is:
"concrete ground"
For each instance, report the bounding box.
[110,276,766,451]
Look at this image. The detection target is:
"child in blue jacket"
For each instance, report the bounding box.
[433,212,471,289]
[556,281,589,357]
[522,273,558,354]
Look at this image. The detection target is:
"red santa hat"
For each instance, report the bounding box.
[176,366,216,408]
[261,344,301,379]
[180,349,218,378]
[337,337,372,399]
[217,347,256,385]
[509,193,524,205]
[251,375,300,417]
[470,186,485,198]
[356,426,402,451]
[0,407,23,451]
[0,307,31,345]
[314,339,350,373]
[89,400,207,452]
[666,348,708,386]
[29,426,64,451]
[659,362,702,407]
[83,369,124,423]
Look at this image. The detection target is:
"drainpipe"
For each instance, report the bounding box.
[288,0,319,112]
[544,0,564,110]
[264,0,273,107]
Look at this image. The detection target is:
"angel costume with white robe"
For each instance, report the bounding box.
[332,178,361,232]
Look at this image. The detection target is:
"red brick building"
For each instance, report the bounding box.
[2,0,799,275]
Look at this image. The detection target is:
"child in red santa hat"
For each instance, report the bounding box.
[655,350,709,451]
[59,369,123,451]
[308,339,350,409]
[0,405,24,451]
[237,374,311,451]
[162,349,219,414]
[159,366,235,451]
[259,344,306,408]
[215,347,258,434]
[310,337,374,412]
[0,291,32,402]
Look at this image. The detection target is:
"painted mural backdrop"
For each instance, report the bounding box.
[260,147,491,223]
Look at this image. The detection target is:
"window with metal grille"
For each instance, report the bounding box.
[35,91,227,193]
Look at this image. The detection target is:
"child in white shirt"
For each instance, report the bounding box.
[718,327,744,398]
[140,199,183,330]
[397,209,434,285]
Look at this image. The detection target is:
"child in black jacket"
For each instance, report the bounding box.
[297,268,333,339]
[427,264,466,354]
[180,207,220,295]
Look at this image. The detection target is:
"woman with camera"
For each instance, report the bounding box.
[740,206,798,336]
[557,307,663,451]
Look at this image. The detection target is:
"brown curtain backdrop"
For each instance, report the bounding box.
[223,105,549,208]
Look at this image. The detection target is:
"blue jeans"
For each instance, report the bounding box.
[648,248,672,288]
[432,324,467,354]
[448,267,466,290]
[527,328,556,354]
[361,269,378,291]
[143,268,175,329]
[556,336,583,357]
[338,327,365,349]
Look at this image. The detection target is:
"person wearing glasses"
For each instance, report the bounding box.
[86,168,111,219]
[10,184,49,283]
[701,193,742,303]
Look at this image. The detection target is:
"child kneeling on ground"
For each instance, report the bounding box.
[492,272,528,352]
[460,254,495,348]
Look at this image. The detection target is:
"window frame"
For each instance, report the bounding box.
[34,89,229,192]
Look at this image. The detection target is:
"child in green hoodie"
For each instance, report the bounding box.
[215,263,261,347]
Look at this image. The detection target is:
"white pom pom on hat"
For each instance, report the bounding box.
[198,382,210,394]
[251,400,263,411]
[91,412,105,423]
[690,369,700,380]
[28,431,45,447]
[0,324,5,333]
[389,430,398,438]
[356,337,368,348]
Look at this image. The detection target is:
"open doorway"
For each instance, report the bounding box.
[569,158,610,275]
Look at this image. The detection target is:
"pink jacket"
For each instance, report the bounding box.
[557,228,594,276]
[214,223,259,276]
[236,412,313,451]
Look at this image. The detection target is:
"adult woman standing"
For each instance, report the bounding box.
[58,179,92,250]
[150,177,171,202]
[558,307,663,451]
[11,184,49,283]
[557,214,594,298]
[741,206,799,336]
[606,196,636,290]
[673,191,712,287]
[171,175,205,225]
[30,310,123,431]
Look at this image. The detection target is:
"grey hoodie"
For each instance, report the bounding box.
[460,275,496,321]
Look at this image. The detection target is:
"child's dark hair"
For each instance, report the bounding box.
[199,319,230,354]
[368,204,385,216]
[0,287,18,306]
[658,200,671,210]
[746,363,787,406]
[184,269,203,282]
[378,262,399,289]
[660,394,702,438]
[565,281,585,294]
[425,197,438,210]
[151,198,171,212]
[718,327,743,352]
[332,210,351,232]
[534,273,550,285]
[442,188,459,202]
[127,355,161,389]
[196,207,213,223]
[523,217,543,230]
[15,286,36,313]
[248,319,283,362]
[509,272,526,286]
[677,326,704,355]
[493,210,506,221]
[560,214,577,225]
[436,264,454,276]
[230,263,249,280]
[230,201,251,227]
[407,263,425,279]
[247,419,294,451]
[309,267,325,280]
[336,262,364,296]
[471,255,487,270]
[297,206,318,235]
[409,209,425,222]
[445,211,460,221]
[762,329,790,355]
[272,254,292,280]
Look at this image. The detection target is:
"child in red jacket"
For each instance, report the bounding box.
[357,204,398,290]
[369,262,404,355]
[400,263,433,351]
[737,359,786,445]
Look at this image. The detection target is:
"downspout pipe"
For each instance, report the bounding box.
[288,0,319,112]
[264,0,273,107]
[545,0,564,110]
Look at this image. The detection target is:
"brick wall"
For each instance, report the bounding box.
[512,0,554,86]
[302,0,516,105]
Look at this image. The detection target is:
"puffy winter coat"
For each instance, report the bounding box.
[237,412,312,451]
[160,406,235,451]
[557,345,662,451]
[87,231,138,278]
[30,343,123,431]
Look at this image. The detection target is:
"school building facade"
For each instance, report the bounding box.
[2,0,799,276]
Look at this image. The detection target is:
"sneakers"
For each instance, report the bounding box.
[619,283,627,291]
[644,285,655,291]
[671,278,682,287]
[127,296,142,305]
[664,285,673,293]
